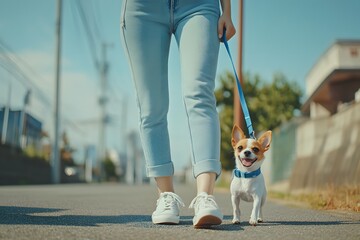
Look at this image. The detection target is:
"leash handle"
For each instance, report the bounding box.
[222,29,255,139]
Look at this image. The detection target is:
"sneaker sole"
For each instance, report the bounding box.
[194,215,222,228]
[152,215,180,225]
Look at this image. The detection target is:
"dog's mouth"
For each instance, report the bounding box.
[239,157,257,167]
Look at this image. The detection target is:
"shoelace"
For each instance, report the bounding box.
[158,192,185,210]
[189,193,218,209]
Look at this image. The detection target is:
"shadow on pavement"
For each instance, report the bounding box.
[196,215,360,231]
[1,207,358,229]
[220,215,360,228]
[257,220,360,226]
[0,206,150,227]
[177,215,244,231]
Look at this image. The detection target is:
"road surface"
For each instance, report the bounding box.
[0,183,359,240]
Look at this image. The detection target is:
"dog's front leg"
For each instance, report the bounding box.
[258,194,266,223]
[231,194,241,224]
[249,195,261,226]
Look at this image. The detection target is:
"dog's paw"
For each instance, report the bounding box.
[249,218,258,226]
[232,217,241,224]
[257,218,263,223]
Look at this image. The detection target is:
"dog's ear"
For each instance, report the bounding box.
[231,125,246,147]
[258,131,272,151]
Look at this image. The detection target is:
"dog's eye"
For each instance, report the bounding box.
[237,146,243,151]
[252,147,259,153]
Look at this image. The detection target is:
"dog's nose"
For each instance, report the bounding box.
[244,150,252,157]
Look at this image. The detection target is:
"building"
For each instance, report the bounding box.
[287,40,360,190]
[0,107,43,150]
[125,130,147,184]
[270,40,360,189]
[302,40,360,118]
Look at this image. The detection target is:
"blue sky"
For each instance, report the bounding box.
[1,0,360,170]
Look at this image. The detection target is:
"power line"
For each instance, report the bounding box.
[73,0,102,70]
[70,0,124,107]
[0,38,86,136]
[90,0,103,41]
[0,39,48,85]
[0,42,53,108]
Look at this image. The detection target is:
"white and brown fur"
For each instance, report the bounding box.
[230,125,272,225]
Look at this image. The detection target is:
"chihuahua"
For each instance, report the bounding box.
[230,125,272,225]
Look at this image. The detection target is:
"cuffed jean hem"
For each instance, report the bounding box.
[192,159,222,179]
[146,162,174,178]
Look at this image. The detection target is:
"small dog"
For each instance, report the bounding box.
[230,125,272,225]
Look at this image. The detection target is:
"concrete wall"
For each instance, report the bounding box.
[0,144,51,185]
[290,102,360,190]
[271,119,305,184]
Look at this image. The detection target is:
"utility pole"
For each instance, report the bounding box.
[52,0,63,184]
[98,43,112,180]
[19,90,31,149]
[1,82,11,144]
[120,96,127,153]
[234,0,245,131]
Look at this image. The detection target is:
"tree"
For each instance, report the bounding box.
[103,158,117,181]
[215,72,236,170]
[215,71,302,170]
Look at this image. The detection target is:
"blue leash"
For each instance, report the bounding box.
[222,29,256,139]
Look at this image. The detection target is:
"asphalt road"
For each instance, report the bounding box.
[0,183,359,240]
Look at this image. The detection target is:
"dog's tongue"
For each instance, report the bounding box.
[241,158,254,167]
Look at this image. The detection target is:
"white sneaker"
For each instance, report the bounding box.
[189,192,223,228]
[152,192,185,224]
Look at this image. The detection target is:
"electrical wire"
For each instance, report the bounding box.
[0,39,86,136]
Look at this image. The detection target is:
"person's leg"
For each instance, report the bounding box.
[155,176,174,193]
[121,0,174,186]
[120,0,185,225]
[174,0,221,191]
[174,0,223,227]
[196,172,216,195]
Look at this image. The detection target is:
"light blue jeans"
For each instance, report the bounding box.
[120,0,221,178]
